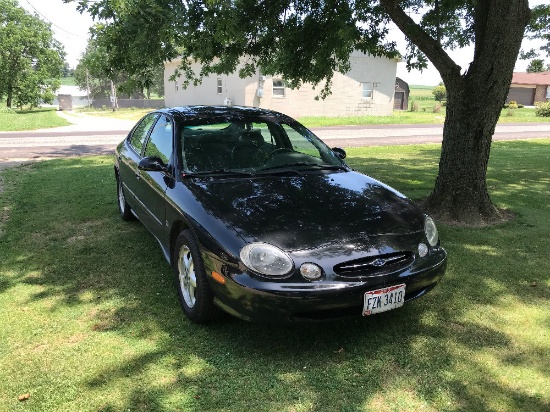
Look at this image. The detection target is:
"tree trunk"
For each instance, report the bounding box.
[423,80,504,225]
[6,83,13,108]
[381,0,531,225]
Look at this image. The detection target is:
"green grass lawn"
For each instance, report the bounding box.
[1,141,549,411]
[0,107,70,131]
[60,76,76,86]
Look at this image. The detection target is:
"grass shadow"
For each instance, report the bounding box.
[0,148,549,411]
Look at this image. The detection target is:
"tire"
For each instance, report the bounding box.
[116,174,134,221]
[173,229,217,323]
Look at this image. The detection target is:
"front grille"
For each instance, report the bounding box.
[334,252,414,278]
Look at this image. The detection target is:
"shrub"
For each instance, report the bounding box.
[508,100,519,110]
[432,83,447,102]
[433,102,442,113]
[410,100,419,112]
[535,101,550,117]
[0,106,16,114]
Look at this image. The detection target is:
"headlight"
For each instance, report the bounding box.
[424,216,439,247]
[240,243,294,277]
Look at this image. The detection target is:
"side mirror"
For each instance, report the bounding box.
[138,156,168,173]
[332,147,347,160]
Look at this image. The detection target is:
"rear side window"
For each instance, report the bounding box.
[144,115,173,164]
[129,113,159,154]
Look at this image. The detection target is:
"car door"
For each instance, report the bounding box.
[118,113,160,217]
[133,114,175,241]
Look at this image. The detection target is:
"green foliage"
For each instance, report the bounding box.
[0,106,15,114]
[525,5,550,59]
[526,58,546,73]
[74,37,164,100]
[0,0,65,109]
[535,101,550,117]
[432,83,447,102]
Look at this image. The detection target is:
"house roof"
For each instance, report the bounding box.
[511,71,550,86]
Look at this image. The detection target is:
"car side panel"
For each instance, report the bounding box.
[132,170,169,241]
[117,141,143,216]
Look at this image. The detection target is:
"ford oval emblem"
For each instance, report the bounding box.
[370,258,387,267]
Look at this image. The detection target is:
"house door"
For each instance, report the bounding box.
[394,91,405,110]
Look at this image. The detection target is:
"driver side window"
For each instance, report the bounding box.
[144,115,173,164]
[129,113,159,155]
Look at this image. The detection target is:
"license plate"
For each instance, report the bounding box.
[362,284,406,316]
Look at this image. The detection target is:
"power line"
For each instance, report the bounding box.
[22,0,88,39]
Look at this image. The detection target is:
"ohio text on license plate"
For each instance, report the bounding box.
[362,284,406,316]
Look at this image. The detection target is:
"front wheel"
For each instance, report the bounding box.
[116,175,134,221]
[173,230,217,323]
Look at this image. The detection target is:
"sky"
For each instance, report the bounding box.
[18,0,549,86]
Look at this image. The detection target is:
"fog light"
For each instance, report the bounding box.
[300,263,322,280]
[418,243,428,257]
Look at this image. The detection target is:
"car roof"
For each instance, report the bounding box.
[154,105,293,123]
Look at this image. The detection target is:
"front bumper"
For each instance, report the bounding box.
[205,248,447,322]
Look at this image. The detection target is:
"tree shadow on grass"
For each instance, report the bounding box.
[0,154,549,411]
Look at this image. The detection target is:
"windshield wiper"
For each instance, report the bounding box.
[182,169,255,178]
[258,163,348,173]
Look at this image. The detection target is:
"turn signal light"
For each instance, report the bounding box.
[211,271,226,284]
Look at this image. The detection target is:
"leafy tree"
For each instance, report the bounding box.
[62,62,75,77]
[526,59,545,73]
[74,41,112,101]
[524,4,550,60]
[66,0,547,225]
[75,33,164,102]
[432,83,446,102]
[0,0,65,108]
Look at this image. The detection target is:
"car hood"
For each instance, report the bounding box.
[186,171,424,251]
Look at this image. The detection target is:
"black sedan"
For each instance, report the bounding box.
[114,106,447,323]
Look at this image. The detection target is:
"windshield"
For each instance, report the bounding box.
[180,116,345,174]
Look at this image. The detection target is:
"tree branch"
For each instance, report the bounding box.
[379,0,462,83]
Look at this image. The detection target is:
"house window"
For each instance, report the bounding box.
[546,86,550,99]
[273,79,285,97]
[217,78,223,95]
[362,82,373,99]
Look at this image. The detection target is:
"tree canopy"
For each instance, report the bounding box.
[74,37,164,101]
[65,0,549,225]
[526,58,548,73]
[0,0,65,108]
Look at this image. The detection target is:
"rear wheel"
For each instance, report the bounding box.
[116,175,134,221]
[173,230,217,323]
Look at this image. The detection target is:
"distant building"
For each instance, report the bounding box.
[164,52,400,117]
[393,77,409,110]
[507,71,550,106]
[53,85,89,109]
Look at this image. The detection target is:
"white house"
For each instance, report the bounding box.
[164,51,399,117]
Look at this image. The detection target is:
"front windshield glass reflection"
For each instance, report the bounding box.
[180,117,345,173]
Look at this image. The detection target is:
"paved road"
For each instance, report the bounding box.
[1,111,549,167]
